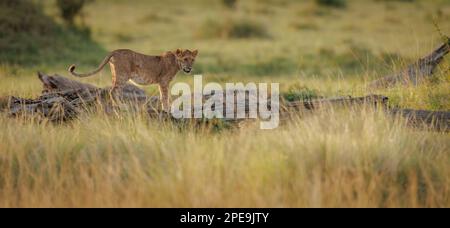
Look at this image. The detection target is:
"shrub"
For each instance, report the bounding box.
[228,20,269,39]
[0,0,57,64]
[0,0,55,34]
[196,18,270,39]
[315,0,347,8]
[0,0,105,66]
[56,0,92,24]
[222,0,237,9]
[284,85,319,102]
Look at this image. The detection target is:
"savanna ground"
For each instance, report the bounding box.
[0,0,449,207]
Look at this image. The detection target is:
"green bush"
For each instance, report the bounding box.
[0,0,105,67]
[196,18,270,39]
[228,20,269,38]
[284,85,319,102]
[56,0,92,24]
[0,0,57,63]
[316,0,347,8]
[222,0,237,9]
[0,0,55,34]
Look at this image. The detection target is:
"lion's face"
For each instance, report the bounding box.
[175,49,198,74]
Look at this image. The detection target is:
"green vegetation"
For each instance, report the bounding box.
[196,18,270,39]
[222,0,238,9]
[316,0,347,8]
[0,0,105,67]
[56,0,92,24]
[284,83,320,101]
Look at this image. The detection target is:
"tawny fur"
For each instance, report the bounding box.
[69,49,198,111]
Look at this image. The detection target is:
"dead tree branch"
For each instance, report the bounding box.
[368,38,450,89]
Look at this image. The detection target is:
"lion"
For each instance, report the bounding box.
[68,48,198,111]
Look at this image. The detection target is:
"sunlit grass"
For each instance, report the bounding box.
[0,0,449,207]
[0,108,448,207]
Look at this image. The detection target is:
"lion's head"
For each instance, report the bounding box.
[175,49,198,74]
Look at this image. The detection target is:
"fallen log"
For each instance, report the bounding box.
[284,97,449,131]
[1,73,449,131]
[38,72,151,102]
[1,73,159,121]
[368,37,450,89]
[6,95,78,122]
[285,94,389,111]
[388,108,450,131]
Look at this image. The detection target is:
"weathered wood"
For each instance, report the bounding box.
[286,97,449,130]
[285,94,388,111]
[38,72,151,102]
[368,38,450,89]
[6,95,78,121]
[388,108,450,131]
[1,73,449,131]
[1,73,159,121]
[38,72,98,94]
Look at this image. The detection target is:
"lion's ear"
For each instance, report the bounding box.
[192,49,198,57]
[175,48,183,57]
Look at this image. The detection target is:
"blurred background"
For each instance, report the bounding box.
[0,0,449,208]
[0,0,449,108]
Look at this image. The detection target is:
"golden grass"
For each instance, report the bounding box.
[0,0,449,207]
[0,108,448,207]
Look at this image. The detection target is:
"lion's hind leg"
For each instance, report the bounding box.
[109,64,130,105]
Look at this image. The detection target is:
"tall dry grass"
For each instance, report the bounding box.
[0,0,449,208]
[0,107,448,207]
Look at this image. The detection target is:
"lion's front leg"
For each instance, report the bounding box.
[158,83,170,113]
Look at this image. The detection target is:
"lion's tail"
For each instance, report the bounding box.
[69,52,115,78]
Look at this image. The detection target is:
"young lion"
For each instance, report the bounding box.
[69,48,198,111]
